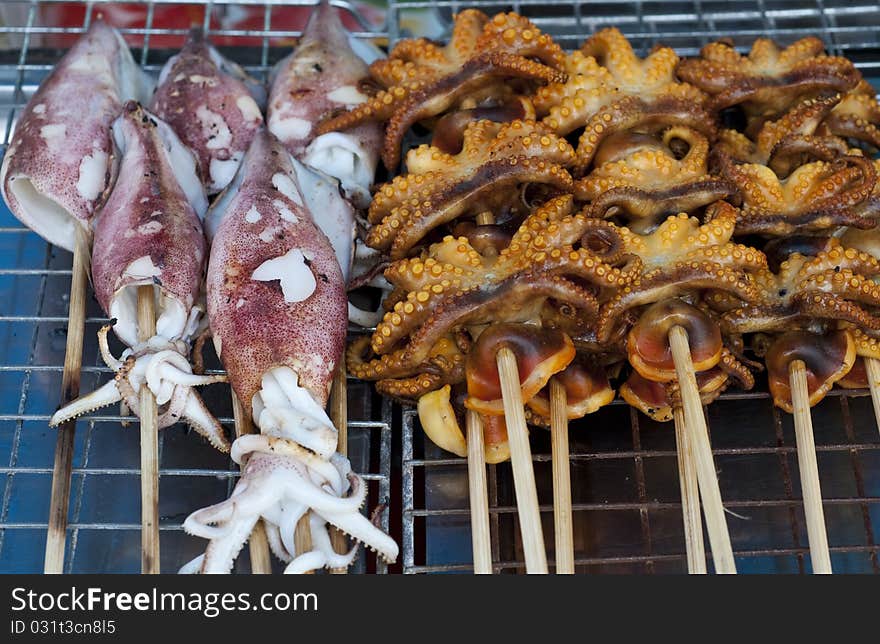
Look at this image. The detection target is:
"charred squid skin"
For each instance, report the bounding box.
[0,20,152,251]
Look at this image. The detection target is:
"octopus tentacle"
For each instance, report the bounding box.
[367,157,573,258]
[677,37,860,114]
[597,263,759,342]
[574,96,717,174]
[402,273,599,366]
[380,52,566,169]
[718,149,879,235]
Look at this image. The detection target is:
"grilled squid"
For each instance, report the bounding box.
[150,28,265,194]
[0,20,152,251]
[266,0,388,326]
[50,102,228,452]
[181,130,398,574]
[267,0,381,209]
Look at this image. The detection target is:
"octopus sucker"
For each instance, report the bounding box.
[369,157,574,258]
[721,243,880,335]
[716,146,880,236]
[183,130,397,573]
[50,102,227,451]
[364,118,577,258]
[0,20,153,251]
[576,126,734,229]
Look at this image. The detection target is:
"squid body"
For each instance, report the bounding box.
[0,21,152,251]
[151,28,266,194]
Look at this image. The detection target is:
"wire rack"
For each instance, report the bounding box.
[0,0,392,574]
[391,0,880,574]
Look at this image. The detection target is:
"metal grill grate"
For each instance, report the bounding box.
[392,0,880,574]
[0,0,392,574]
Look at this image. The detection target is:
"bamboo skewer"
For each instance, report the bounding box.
[231,393,272,574]
[788,360,832,574]
[466,210,494,574]
[863,357,880,437]
[549,378,574,574]
[466,410,492,574]
[294,515,313,574]
[673,406,706,574]
[136,285,160,574]
[496,347,548,573]
[329,357,349,574]
[668,326,736,574]
[44,227,89,574]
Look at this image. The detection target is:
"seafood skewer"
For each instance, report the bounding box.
[496,348,548,573]
[0,21,152,572]
[673,406,706,573]
[182,130,398,574]
[48,102,228,570]
[766,330,854,574]
[137,285,160,572]
[267,0,386,328]
[50,103,227,451]
[668,325,737,574]
[231,394,273,573]
[151,30,273,570]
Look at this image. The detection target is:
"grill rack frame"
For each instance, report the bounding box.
[391,0,880,574]
[0,0,392,574]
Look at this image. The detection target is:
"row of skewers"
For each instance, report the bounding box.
[1,2,397,573]
[315,10,880,573]
[4,3,880,574]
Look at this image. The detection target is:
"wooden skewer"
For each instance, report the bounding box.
[668,326,736,574]
[496,347,548,573]
[673,406,706,574]
[863,357,880,438]
[788,359,832,574]
[466,409,492,573]
[294,514,313,574]
[549,378,574,574]
[44,226,89,574]
[329,357,349,574]
[467,210,494,574]
[231,393,272,574]
[136,285,160,574]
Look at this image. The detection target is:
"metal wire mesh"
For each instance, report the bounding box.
[0,0,392,574]
[392,0,880,574]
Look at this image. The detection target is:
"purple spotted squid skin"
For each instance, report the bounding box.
[206,130,347,414]
[150,29,264,194]
[267,0,381,157]
[0,20,149,251]
[91,103,206,343]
